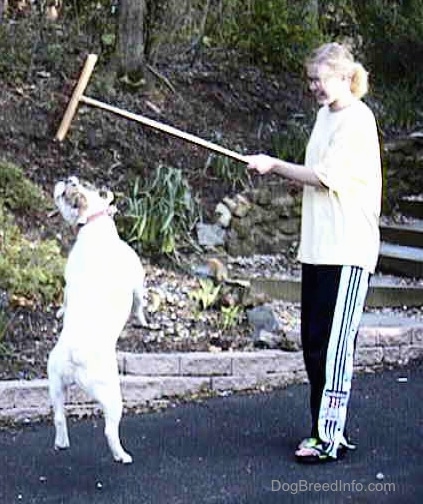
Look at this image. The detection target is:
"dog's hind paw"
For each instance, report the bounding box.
[131,312,148,328]
[54,442,70,451]
[115,452,133,464]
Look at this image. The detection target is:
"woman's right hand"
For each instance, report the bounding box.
[244,154,277,175]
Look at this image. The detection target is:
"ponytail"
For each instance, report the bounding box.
[350,62,368,99]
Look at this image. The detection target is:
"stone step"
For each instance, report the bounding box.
[398,196,423,220]
[378,241,423,278]
[248,275,423,308]
[379,220,423,248]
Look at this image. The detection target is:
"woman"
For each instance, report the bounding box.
[245,42,382,464]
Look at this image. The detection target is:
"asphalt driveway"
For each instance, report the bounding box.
[1,362,421,503]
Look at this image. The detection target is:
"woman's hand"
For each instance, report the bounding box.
[245,154,323,187]
[244,154,277,175]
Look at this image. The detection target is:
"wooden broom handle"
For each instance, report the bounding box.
[55,54,98,142]
[79,95,248,163]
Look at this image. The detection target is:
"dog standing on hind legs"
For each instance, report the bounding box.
[48,176,147,464]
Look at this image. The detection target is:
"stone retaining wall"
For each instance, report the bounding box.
[0,324,421,421]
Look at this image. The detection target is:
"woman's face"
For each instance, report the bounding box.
[307,63,350,109]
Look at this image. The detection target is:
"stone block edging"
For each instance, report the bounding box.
[0,323,422,421]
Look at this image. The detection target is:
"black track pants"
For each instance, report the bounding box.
[301,264,370,456]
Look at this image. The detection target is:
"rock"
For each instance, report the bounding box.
[242,288,271,308]
[215,202,232,227]
[192,258,228,282]
[280,330,302,351]
[223,185,300,256]
[196,222,226,247]
[207,258,229,282]
[254,329,285,349]
[232,194,251,218]
[272,194,296,217]
[252,187,272,206]
[191,264,213,279]
[222,196,237,212]
[148,291,162,313]
[246,305,280,337]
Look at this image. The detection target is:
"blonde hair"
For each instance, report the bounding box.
[306,42,369,99]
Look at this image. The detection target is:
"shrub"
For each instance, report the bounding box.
[0,309,12,357]
[355,1,423,86]
[0,205,65,306]
[0,18,33,81]
[373,81,422,133]
[118,165,202,257]
[270,115,313,163]
[209,0,322,72]
[0,160,48,215]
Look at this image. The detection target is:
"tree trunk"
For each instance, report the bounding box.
[117,0,147,79]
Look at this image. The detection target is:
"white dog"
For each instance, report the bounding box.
[47,176,147,464]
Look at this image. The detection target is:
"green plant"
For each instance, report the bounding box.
[208,0,322,72]
[0,341,10,358]
[0,309,8,342]
[0,18,34,81]
[0,160,49,215]
[355,0,423,87]
[118,165,202,257]
[204,153,250,191]
[373,81,422,132]
[188,278,221,312]
[319,0,360,42]
[271,116,313,163]
[0,16,73,82]
[0,310,13,357]
[0,205,65,306]
[220,304,243,331]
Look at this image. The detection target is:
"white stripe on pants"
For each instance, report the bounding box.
[318,266,370,457]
